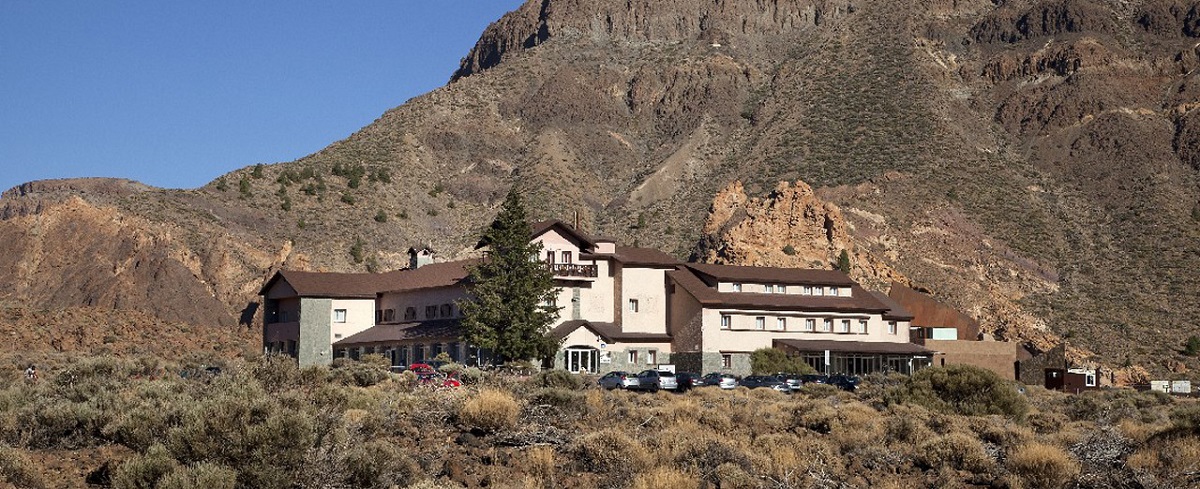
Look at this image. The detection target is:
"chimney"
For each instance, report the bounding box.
[408,246,434,269]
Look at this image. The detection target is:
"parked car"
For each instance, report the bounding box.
[739,375,791,392]
[597,371,640,390]
[702,372,739,390]
[634,369,678,392]
[416,370,461,388]
[800,374,830,385]
[675,372,706,391]
[778,373,804,391]
[829,374,861,391]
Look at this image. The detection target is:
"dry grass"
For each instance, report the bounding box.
[458,389,520,433]
[631,467,699,489]
[1005,442,1081,489]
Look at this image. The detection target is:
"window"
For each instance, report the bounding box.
[829,287,840,297]
[629,299,639,313]
[840,319,851,333]
[888,321,897,334]
[755,317,765,330]
[648,350,657,364]
[546,250,555,263]
[440,304,452,317]
[858,319,868,334]
[628,350,639,364]
[764,284,774,293]
[375,310,383,323]
[384,309,395,322]
[777,317,787,331]
[721,354,732,369]
[1085,373,1097,387]
[732,283,742,292]
[803,285,813,295]
[804,318,816,332]
[778,285,787,294]
[425,305,437,319]
[562,251,572,263]
[822,319,833,332]
[721,315,731,329]
[404,307,416,320]
[815,287,824,296]
[334,309,347,323]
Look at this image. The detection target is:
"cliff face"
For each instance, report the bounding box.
[2,0,1200,373]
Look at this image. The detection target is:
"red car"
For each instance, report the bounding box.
[409,363,461,388]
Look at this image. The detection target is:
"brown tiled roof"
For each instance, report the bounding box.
[551,320,672,342]
[580,246,682,267]
[773,338,936,355]
[378,259,478,294]
[869,291,916,321]
[686,263,856,286]
[335,319,463,346]
[259,269,406,299]
[667,267,892,314]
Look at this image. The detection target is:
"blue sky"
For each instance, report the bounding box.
[0,1,525,192]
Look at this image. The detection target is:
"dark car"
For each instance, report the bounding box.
[739,375,791,392]
[829,374,861,391]
[800,374,830,385]
[674,372,706,391]
[597,371,640,390]
[702,372,739,390]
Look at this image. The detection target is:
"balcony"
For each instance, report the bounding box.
[546,263,598,279]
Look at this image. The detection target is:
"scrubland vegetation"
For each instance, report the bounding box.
[0,356,1196,488]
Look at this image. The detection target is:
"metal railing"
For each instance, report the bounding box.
[546,263,598,278]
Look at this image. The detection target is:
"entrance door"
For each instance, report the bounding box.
[565,347,597,373]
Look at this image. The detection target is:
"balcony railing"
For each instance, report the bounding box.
[546,263,598,278]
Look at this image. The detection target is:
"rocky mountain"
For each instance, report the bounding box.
[2,0,1200,374]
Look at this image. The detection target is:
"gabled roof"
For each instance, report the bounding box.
[551,320,672,343]
[685,263,856,287]
[667,267,891,314]
[869,291,916,321]
[259,269,403,299]
[378,259,478,294]
[581,246,682,267]
[474,219,596,250]
[335,319,462,345]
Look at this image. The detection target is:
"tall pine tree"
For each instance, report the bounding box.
[458,190,560,363]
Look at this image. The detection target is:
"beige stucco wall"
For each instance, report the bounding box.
[701,308,908,352]
[378,287,468,322]
[559,325,671,353]
[533,230,582,260]
[926,339,1018,380]
[621,267,669,334]
[329,298,376,343]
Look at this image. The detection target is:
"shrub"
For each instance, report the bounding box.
[915,433,993,473]
[632,467,699,489]
[571,428,650,474]
[1184,335,1200,356]
[0,443,44,489]
[459,389,520,433]
[533,369,582,389]
[886,365,1029,419]
[749,347,814,375]
[155,463,237,489]
[340,439,421,489]
[1006,442,1080,489]
[112,444,179,489]
[529,388,585,412]
[782,244,797,255]
[374,210,388,223]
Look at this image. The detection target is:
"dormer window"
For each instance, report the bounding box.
[815,287,824,297]
[733,283,742,292]
[803,286,813,295]
[777,285,786,294]
[764,284,774,294]
[829,287,840,297]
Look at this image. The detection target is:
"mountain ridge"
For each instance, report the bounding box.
[2,0,1200,375]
